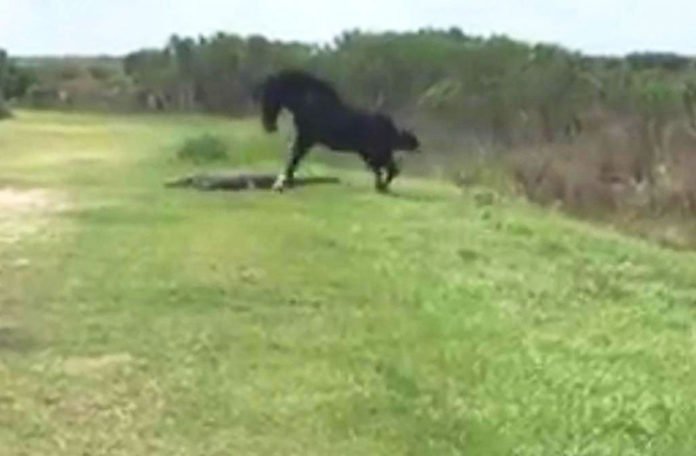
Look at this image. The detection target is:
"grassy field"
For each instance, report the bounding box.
[1,111,696,455]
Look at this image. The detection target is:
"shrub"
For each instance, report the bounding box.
[58,64,83,80]
[88,65,114,81]
[176,134,229,163]
[0,99,11,119]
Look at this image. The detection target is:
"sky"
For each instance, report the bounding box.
[0,0,694,57]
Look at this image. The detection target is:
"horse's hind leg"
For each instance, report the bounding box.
[383,157,400,190]
[371,155,399,193]
[373,167,387,193]
[361,153,387,193]
[273,137,310,191]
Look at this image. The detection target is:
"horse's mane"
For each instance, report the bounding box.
[257,69,345,132]
[265,69,342,103]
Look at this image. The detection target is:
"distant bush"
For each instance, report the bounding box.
[0,99,11,119]
[176,134,229,163]
[58,64,83,80]
[88,65,115,81]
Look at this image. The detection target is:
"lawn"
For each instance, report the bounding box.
[1,110,696,455]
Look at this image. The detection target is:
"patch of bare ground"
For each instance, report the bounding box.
[0,187,68,244]
[0,187,70,352]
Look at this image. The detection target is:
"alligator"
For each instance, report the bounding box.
[165,172,339,191]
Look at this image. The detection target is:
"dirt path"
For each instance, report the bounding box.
[0,188,67,245]
[0,187,68,339]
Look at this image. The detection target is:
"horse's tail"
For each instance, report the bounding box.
[376,114,421,153]
[255,76,282,133]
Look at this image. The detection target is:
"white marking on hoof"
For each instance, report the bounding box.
[272,174,287,192]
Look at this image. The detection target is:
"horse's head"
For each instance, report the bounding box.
[394,129,421,153]
[256,76,282,133]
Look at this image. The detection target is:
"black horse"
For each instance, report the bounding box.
[254,70,420,192]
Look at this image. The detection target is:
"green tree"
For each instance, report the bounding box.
[0,49,12,118]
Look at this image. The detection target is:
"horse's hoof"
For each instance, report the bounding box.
[272,175,287,192]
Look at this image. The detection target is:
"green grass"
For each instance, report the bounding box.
[1,110,696,455]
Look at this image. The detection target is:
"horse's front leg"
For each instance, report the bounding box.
[273,136,310,192]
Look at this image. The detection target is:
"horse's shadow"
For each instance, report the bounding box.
[380,189,448,203]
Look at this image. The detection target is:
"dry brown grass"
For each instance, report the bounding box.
[506,112,696,248]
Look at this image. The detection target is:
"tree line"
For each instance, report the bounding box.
[4,29,696,146]
[0,48,37,117]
